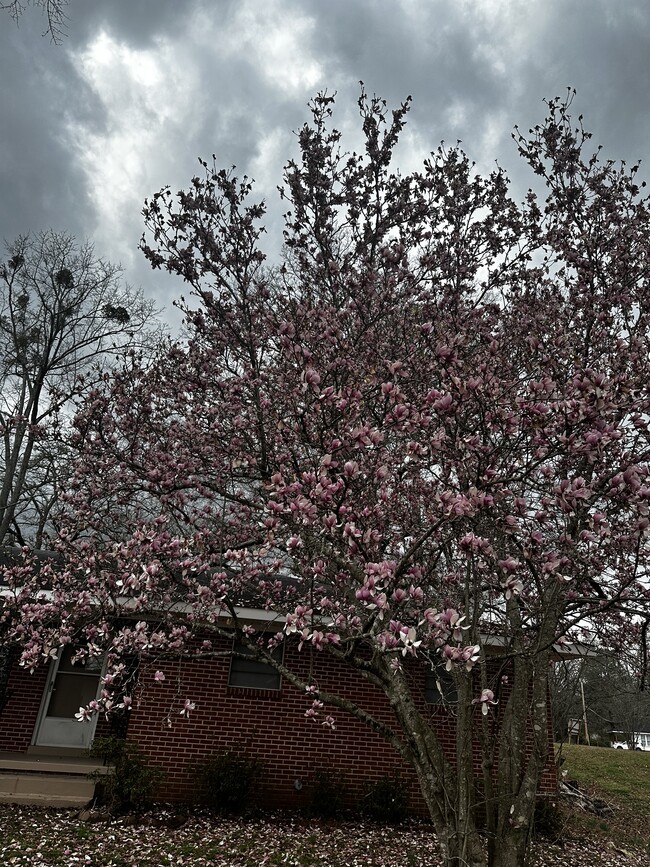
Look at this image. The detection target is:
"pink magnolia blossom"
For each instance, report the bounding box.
[501,577,524,600]
[179,699,196,717]
[473,689,498,716]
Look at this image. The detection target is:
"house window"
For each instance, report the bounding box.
[425,666,458,705]
[228,638,283,690]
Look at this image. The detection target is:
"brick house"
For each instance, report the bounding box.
[0,548,559,810]
[0,625,559,812]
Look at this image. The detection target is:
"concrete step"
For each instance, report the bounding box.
[0,752,108,807]
[0,755,105,774]
[0,771,95,807]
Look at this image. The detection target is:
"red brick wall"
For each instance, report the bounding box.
[0,663,48,751]
[126,642,423,810]
[542,685,559,794]
[0,644,557,812]
[124,641,557,812]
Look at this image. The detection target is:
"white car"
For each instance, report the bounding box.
[611,732,650,751]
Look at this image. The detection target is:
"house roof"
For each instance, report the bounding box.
[0,546,597,658]
[0,546,62,575]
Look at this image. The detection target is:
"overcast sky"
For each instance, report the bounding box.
[2,0,650,324]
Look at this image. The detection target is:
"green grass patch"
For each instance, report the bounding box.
[557,743,650,851]
[560,743,650,819]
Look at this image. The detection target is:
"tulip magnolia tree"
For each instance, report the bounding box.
[4,90,650,867]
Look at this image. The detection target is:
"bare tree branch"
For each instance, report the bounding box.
[1,0,69,44]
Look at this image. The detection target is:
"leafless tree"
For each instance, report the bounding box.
[0,231,160,547]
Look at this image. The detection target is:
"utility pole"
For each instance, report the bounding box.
[580,680,591,746]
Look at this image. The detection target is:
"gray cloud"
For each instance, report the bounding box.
[2,0,650,322]
[0,16,99,243]
[68,0,199,46]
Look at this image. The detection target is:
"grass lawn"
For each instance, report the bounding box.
[0,747,649,866]
[559,742,650,819]
[555,743,650,855]
[0,810,443,867]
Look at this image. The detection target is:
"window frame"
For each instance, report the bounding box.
[227,636,284,691]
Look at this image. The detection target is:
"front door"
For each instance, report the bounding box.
[33,646,103,749]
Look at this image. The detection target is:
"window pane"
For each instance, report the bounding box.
[425,667,458,704]
[57,645,103,673]
[228,640,283,690]
[47,673,100,717]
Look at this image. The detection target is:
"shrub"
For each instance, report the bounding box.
[192,750,263,813]
[362,774,409,822]
[308,768,349,818]
[89,736,164,813]
[532,796,564,839]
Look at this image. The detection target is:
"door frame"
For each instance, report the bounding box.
[32,647,104,750]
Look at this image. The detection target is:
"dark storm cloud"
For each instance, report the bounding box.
[309,0,505,111]
[2,0,650,320]
[0,12,102,246]
[0,0,212,315]
[509,0,650,163]
[0,1,207,234]
[67,0,200,47]
[302,0,650,191]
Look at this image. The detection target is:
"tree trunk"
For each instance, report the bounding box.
[385,665,488,867]
[379,651,556,867]
[489,652,555,865]
[490,829,528,867]
[414,758,487,867]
